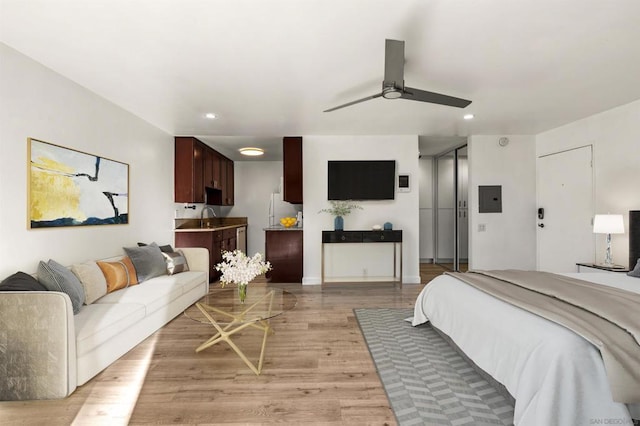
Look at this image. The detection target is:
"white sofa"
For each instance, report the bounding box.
[0,247,209,401]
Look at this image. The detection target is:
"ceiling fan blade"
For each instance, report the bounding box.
[323,92,383,112]
[384,39,405,89]
[401,86,472,108]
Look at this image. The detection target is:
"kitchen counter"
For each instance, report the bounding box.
[174,217,247,232]
[263,226,303,231]
[175,224,245,232]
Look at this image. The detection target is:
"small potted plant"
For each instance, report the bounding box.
[318,200,362,231]
[215,250,272,303]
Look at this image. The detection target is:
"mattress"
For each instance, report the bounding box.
[412,271,640,425]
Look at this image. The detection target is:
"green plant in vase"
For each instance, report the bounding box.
[318,200,362,231]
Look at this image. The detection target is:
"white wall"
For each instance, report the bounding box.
[302,135,421,284]
[468,135,537,270]
[231,161,298,255]
[536,99,640,267]
[0,44,173,277]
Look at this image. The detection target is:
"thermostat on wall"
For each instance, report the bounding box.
[398,173,411,193]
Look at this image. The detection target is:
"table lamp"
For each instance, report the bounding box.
[593,214,625,266]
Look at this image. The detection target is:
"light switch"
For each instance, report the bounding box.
[478,224,486,232]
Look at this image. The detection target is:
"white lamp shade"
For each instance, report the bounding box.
[593,214,625,234]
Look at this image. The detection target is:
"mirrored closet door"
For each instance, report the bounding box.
[435,145,468,271]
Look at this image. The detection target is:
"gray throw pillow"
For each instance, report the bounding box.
[123,242,167,282]
[627,258,640,278]
[37,259,85,314]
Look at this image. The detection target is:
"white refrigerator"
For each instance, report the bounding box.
[268,191,300,227]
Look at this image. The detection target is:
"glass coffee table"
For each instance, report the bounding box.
[185,286,297,375]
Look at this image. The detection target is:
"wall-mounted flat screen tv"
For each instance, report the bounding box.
[328,160,396,200]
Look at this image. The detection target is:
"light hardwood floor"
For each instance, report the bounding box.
[0,265,448,425]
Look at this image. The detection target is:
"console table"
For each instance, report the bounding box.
[321,230,402,284]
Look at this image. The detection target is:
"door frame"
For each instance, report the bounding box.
[536,144,595,271]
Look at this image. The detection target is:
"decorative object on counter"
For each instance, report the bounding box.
[384,222,393,230]
[319,200,362,231]
[279,217,297,228]
[372,224,382,230]
[215,250,272,303]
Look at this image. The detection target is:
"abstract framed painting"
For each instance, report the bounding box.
[28,138,129,229]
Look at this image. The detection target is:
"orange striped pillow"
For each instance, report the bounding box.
[97,257,139,293]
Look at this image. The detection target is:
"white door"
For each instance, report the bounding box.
[537,146,594,272]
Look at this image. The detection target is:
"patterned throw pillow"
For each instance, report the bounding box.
[97,257,139,293]
[71,261,108,304]
[162,249,190,275]
[123,243,167,282]
[37,259,85,314]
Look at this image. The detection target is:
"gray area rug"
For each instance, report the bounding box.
[354,308,514,426]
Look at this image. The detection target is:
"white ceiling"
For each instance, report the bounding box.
[2,0,640,160]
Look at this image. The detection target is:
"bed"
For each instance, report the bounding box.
[412,270,640,426]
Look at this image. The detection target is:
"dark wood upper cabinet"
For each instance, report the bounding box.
[283,136,303,204]
[175,136,233,205]
[175,137,205,203]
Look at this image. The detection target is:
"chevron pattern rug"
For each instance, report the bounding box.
[354,308,514,426]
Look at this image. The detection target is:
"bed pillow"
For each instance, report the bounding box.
[627,258,640,278]
[0,271,48,291]
[162,249,190,275]
[123,243,167,282]
[97,257,138,293]
[71,261,108,304]
[37,259,85,314]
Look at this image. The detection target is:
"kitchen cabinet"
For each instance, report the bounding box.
[283,136,303,204]
[174,136,234,205]
[265,230,303,283]
[174,228,238,282]
[175,137,205,203]
[174,231,216,281]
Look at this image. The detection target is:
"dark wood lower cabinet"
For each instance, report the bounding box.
[265,230,303,283]
[175,229,238,282]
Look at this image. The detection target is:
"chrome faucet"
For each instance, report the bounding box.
[200,206,216,228]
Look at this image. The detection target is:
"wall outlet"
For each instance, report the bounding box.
[478,224,486,232]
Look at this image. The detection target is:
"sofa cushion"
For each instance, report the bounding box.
[0,271,48,291]
[163,249,190,275]
[74,302,146,357]
[94,279,183,316]
[124,243,167,282]
[37,260,85,314]
[149,271,205,294]
[71,261,107,304]
[96,257,139,294]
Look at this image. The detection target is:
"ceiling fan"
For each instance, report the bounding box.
[324,39,472,113]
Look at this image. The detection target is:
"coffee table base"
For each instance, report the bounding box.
[194,290,275,375]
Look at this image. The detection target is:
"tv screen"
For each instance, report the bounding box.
[328,160,396,200]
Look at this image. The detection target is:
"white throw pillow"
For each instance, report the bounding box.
[71,261,108,304]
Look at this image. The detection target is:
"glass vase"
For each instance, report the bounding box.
[334,216,344,231]
[238,283,248,303]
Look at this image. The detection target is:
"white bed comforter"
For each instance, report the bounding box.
[412,272,640,426]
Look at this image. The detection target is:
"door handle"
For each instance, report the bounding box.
[538,223,545,228]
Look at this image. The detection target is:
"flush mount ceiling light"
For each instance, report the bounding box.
[239,147,264,156]
[463,113,474,120]
[205,113,217,119]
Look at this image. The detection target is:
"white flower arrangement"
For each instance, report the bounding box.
[215,250,272,287]
[318,200,362,217]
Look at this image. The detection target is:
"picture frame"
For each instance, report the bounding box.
[28,138,129,229]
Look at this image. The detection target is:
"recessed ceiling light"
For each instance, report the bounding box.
[463,114,474,120]
[239,147,264,156]
[205,113,217,119]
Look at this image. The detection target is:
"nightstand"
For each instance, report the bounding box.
[576,263,629,273]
